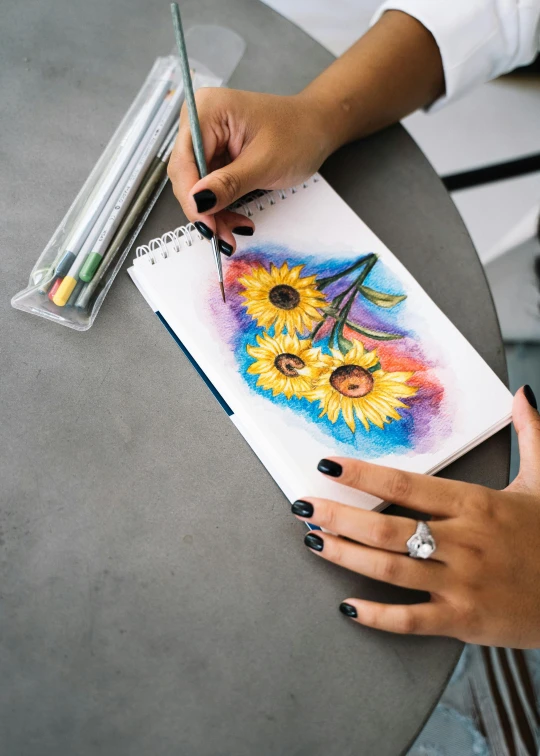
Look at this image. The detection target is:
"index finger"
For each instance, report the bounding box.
[317,457,464,517]
[293,496,450,561]
[167,103,219,226]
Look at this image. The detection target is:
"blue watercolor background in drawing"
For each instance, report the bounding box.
[235,328,417,458]
[218,243,438,459]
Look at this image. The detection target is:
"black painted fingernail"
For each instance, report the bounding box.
[194,221,213,240]
[317,459,342,478]
[339,602,357,618]
[304,533,324,552]
[291,500,314,518]
[219,240,234,257]
[193,189,217,213]
[524,384,538,410]
[232,226,254,236]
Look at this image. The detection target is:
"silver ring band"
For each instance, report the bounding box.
[407,521,436,559]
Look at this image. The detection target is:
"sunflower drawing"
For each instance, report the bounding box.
[239,262,327,335]
[308,340,418,432]
[246,332,323,400]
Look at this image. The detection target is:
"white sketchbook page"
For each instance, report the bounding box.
[128,264,308,506]
[130,176,512,510]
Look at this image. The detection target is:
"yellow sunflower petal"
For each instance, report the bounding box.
[342,341,365,364]
[361,401,386,430]
[287,265,304,284]
[341,399,356,433]
[277,265,291,282]
[369,396,404,421]
[361,351,380,370]
[380,383,418,399]
[330,348,344,362]
[296,274,319,289]
[239,260,328,336]
[326,391,342,423]
[303,342,420,432]
[353,403,370,432]
[282,380,296,399]
[379,371,415,383]
[246,329,324,400]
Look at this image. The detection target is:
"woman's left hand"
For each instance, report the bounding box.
[293,386,540,648]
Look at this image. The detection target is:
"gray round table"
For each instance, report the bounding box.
[1,1,510,755]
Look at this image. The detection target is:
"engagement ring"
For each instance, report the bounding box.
[407,521,436,559]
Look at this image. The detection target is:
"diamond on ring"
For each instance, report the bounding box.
[407,521,436,559]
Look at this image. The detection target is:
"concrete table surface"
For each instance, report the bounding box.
[1,1,509,755]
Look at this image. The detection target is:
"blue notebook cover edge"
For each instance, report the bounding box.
[155,310,320,531]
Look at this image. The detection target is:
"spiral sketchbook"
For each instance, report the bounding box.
[128,175,513,510]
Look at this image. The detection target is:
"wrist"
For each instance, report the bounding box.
[292,90,347,163]
[296,85,360,158]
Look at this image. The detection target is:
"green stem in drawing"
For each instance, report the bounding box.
[311,279,360,342]
[309,253,406,348]
[345,321,403,341]
[310,317,326,342]
[356,253,379,288]
[331,285,358,352]
[334,254,379,353]
[316,253,375,290]
[327,279,357,311]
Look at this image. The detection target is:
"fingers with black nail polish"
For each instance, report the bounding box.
[291,500,314,518]
[524,384,538,410]
[304,532,324,552]
[339,602,358,618]
[233,226,254,236]
[194,221,213,240]
[317,459,342,477]
[194,221,233,258]
[193,189,217,213]
[219,240,234,257]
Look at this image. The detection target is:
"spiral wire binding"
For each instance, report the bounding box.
[135,175,319,264]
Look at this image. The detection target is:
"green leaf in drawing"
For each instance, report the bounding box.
[337,332,353,354]
[345,321,404,341]
[358,285,407,309]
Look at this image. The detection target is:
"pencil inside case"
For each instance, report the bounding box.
[11,26,246,330]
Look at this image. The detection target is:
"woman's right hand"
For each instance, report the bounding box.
[167,89,334,253]
[167,10,448,254]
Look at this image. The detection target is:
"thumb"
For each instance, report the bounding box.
[510,385,540,492]
[189,146,273,217]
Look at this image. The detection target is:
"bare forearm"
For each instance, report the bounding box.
[301,10,445,153]
[170,11,445,242]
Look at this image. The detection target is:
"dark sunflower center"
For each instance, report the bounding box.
[269,284,300,310]
[330,365,374,398]
[274,353,305,377]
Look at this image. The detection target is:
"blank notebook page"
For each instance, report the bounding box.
[129,175,512,510]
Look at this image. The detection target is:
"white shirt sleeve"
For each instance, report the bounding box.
[371,0,540,111]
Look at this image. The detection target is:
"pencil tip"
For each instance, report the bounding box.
[220,281,226,303]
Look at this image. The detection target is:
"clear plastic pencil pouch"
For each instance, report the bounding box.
[11,26,245,330]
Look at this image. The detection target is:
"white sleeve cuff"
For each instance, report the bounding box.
[370,0,540,112]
